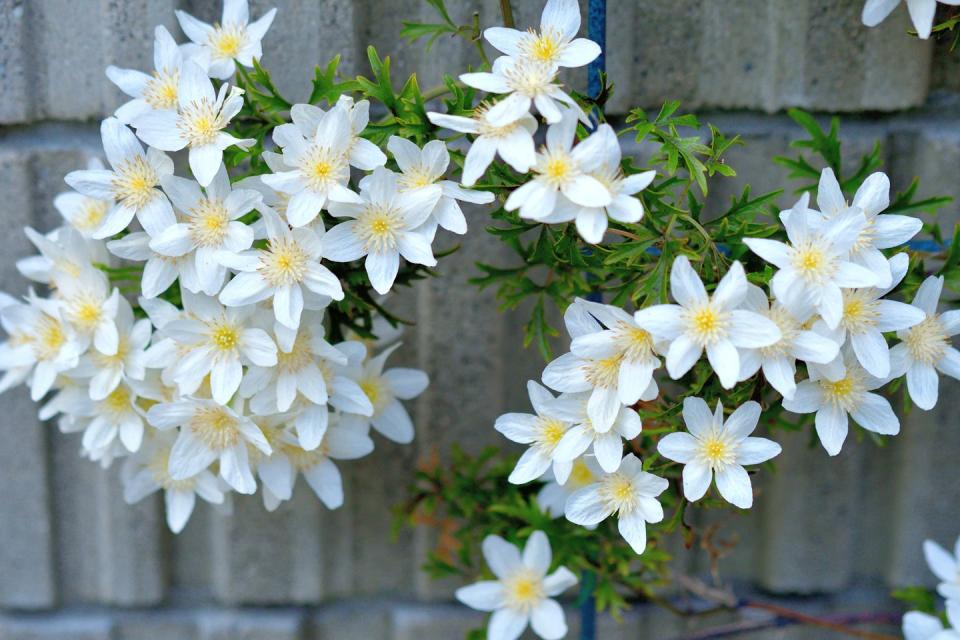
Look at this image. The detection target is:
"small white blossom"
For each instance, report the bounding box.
[782,350,899,456]
[133,61,254,187]
[106,26,189,123]
[657,398,781,509]
[56,267,121,356]
[495,381,575,485]
[903,603,960,640]
[287,99,386,171]
[634,256,781,389]
[175,0,277,79]
[53,158,115,238]
[455,531,577,640]
[744,193,878,329]
[427,108,537,186]
[890,275,960,410]
[484,0,601,69]
[65,117,175,239]
[551,392,644,473]
[18,226,110,286]
[322,167,441,294]
[350,343,429,444]
[537,457,600,518]
[73,296,150,401]
[564,453,668,554]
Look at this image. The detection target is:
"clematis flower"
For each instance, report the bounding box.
[537,457,600,518]
[814,253,924,379]
[484,0,601,70]
[633,256,781,389]
[550,391,645,473]
[286,99,386,171]
[218,206,343,329]
[350,342,429,444]
[106,26,189,124]
[890,275,960,410]
[175,0,277,79]
[817,168,922,289]
[55,267,121,356]
[149,164,261,295]
[744,193,878,329]
[862,0,960,39]
[147,397,271,494]
[782,350,899,456]
[455,531,577,640]
[564,453,668,554]
[18,226,110,286]
[53,158,114,238]
[460,55,586,126]
[73,296,150,400]
[122,430,225,534]
[386,136,494,236]
[322,167,441,294]
[657,398,781,509]
[132,61,254,187]
[504,111,612,222]
[65,117,175,239]
[427,107,537,186]
[902,602,960,640]
[737,283,840,399]
[495,381,576,485]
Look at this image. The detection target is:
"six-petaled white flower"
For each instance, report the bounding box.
[107,26,189,124]
[495,381,576,485]
[484,0,601,70]
[175,0,277,79]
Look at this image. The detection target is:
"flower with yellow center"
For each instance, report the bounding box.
[57,268,121,356]
[483,0,601,68]
[175,4,277,80]
[77,381,148,454]
[81,296,151,401]
[456,531,577,639]
[496,381,576,484]
[112,156,160,208]
[659,397,781,509]
[107,26,186,124]
[549,389,642,474]
[565,453,668,554]
[54,169,113,237]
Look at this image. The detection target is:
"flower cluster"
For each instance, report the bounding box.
[903,534,960,639]
[0,0,452,534]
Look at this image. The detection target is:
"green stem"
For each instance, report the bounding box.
[499,0,515,28]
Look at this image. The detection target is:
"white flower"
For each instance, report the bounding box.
[551,392,644,473]
[495,381,575,484]
[106,225,190,299]
[158,293,277,404]
[175,0,277,79]
[924,536,960,600]
[817,169,922,289]
[890,275,960,410]
[633,256,781,389]
[122,430,225,534]
[903,603,960,640]
[146,397,271,494]
[566,297,662,405]
[782,350,899,456]
[18,226,110,285]
[286,99,386,171]
[149,165,260,295]
[106,26,188,123]
[862,0,960,39]
[564,453,668,554]
[261,103,362,227]
[455,531,577,640]
[0,292,83,400]
[219,207,343,329]
[132,61,254,187]
[815,253,924,379]
[484,0,601,69]
[537,457,600,518]
[56,267,121,356]
[427,107,537,186]
[73,296,150,400]
[70,379,156,454]
[657,398,781,509]
[352,343,429,444]
[744,193,878,329]
[461,55,586,126]
[737,284,840,399]
[505,111,612,221]
[386,136,494,236]
[322,167,441,294]
[540,126,656,243]
[65,117,175,239]
[256,418,374,511]
[53,158,115,238]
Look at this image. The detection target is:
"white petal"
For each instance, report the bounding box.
[715,465,753,509]
[482,535,523,579]
[681,461,712,501]
[670,255,707,306]
[454,581,505,612]
[815,405,848,456]
[530,599,567,640]
[907,362,939,410]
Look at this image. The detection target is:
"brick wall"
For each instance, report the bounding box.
[0,1,958,637]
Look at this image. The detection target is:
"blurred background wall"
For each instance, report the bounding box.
[0,0,959,637]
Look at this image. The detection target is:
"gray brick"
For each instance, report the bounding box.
[197,610,305,640]
[0,615,113,640]
[310,601,390,640]
[0,0,30,124]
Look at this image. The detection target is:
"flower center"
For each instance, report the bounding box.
[474,104,525,138]
[66,293,104,331]
[583,355,621,388]
[299,146,348,192]
[144,70,180,109]
[600,473,638,514]
[101,385,132,416]
[74,198,109,232]
[849,218,876,255]
[684,304,728,346]
[188,198,230,246]
[568,459,595,487]
[276,330,314,375]
[283,440,329,471]
[504,569,544,612]
[112,156,159,209]
[537,149,577,186]
[613,322,655,362]
[698,431,735,470]
[791,242,836,283]
[398,167,436,190]
[208,23,247,58]
[178,98,226,146]
[190,406,240,451]
[820,371,863,413]
[33,315,67,360]
[356,206,404,253]
[904,316,948,365]
[359,377,384,410]
[521,27,564,63]
[841,292,879,334]
[91,336,129,369]
[534,417,568,453]
[260,237,310,287]
[208,321,240,353]
[503,59,557,97]
[758,305,799,359]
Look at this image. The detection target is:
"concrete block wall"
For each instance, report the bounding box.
[0,0,958,636]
